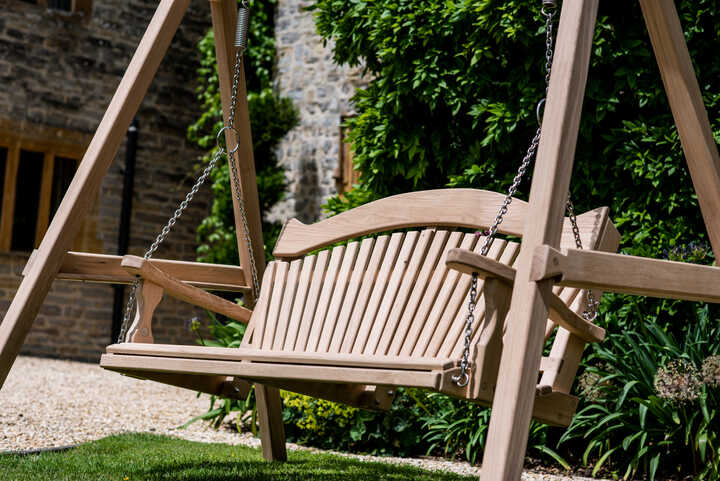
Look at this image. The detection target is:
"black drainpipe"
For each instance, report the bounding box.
[111,118,139,342]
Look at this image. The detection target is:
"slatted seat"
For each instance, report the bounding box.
[100,189,620,427]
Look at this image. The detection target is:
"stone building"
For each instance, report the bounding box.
[0,0,213,360]
[272,0,367,223]
[0,0,364,361]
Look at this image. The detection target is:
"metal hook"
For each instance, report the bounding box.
[216,126,240,155]
[536,98,546,125]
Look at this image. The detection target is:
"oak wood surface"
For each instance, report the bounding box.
[45,251,249,291]
[273,190,607,258]
[640,0,720,260]
[121,255,252,323]
[480,1,599,479]
[106,342,455,370]
[533,246,720,303]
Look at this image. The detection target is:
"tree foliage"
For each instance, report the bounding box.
[188,0,298,265]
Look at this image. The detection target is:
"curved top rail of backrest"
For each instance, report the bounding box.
[272,189,614,258]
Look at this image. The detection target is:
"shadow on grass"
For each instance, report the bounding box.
[1,433,473,481]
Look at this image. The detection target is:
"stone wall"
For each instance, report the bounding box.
[0,0,216,361]
[271,0,367,223]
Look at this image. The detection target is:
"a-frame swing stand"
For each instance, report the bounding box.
[2,0,720,479]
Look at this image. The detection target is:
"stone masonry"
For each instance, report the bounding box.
[0,0,214,361]
[271,0,367,223]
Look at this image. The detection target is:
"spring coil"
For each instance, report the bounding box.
[234,2,250,52]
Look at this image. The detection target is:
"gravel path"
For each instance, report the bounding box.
[0,356,603,480]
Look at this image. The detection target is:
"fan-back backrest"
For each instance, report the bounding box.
[243,189,618,365]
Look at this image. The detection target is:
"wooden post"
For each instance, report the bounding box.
[0,0,192,389]
[480,1,599,480]
[209,0,287,462]
[640,0,720,260]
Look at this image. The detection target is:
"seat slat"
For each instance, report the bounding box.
[106,343,455,370]
[101,353,443,389]
[318,241,360,353]
[305,246,346,352]
[329,238,375,353]
[363,231,422,355]
[350,233,405,354]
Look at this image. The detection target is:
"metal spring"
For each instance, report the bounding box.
[234,2,250,52]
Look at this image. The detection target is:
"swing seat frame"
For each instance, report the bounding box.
[99,188,619,427]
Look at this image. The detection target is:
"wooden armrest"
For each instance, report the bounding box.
[446,248,604,343]
[121,255,252,323]
[446,248,516,283]
[26,250,251,292]
[533,245,720,304]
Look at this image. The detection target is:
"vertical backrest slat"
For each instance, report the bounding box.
[329,238,375,353]
[261,261,288,349]
[411,232,473,358]
[317,241,361,353]
[340,235,389,354]
[376,229,436,355]
[294,249,330,351]
[246,262,276,349]
[305,245,347,353]
[433,235,505,359]
[272,258,302,351]
[351,232,406,354]
[282,254,316,350]
[396,230,454,357]
[363,231,425,355]
[388,229,449,356]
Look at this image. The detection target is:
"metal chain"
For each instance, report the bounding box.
[117,147,225,342]
[453,6,556,387]
[118,4,259,342]
[565,198,599,320]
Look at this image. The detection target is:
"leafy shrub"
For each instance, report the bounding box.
[562,305,720,480]
[421,393,568,468]
[188,0,298,264]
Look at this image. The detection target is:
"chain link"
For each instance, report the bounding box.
[118,8,259,342]
[118,147,225,342]
[565,198,599,320]
[453,6,556,387]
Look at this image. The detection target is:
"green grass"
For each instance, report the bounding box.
[0,433,473,481]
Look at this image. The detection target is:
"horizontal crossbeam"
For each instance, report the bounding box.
[533,245,720,303]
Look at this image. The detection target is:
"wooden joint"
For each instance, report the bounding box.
[531,245,567,282]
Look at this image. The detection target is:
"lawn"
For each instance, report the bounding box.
[0,433,474,481]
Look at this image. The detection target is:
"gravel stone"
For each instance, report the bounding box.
[0,356,604,480]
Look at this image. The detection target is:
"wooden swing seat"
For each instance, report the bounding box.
[99,189,620,427]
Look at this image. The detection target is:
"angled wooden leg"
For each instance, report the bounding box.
[480,1,599,480]
[640,0,720,260]
[0,0,192,389]
[255,384,287,461]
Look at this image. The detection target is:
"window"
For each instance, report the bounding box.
[334,116,361,194]
[0,120,90,252]
[20,0,92,16]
